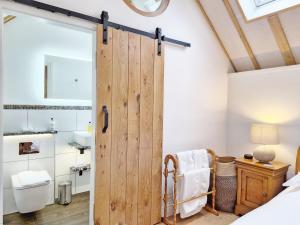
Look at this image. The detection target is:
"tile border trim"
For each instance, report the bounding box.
[3,105,92,110]
[4,130,58,136]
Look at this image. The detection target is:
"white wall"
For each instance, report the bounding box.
[3,12,93,106]
[0,0,231,222]
[227,65,300,177]
[0,7,3,225]
[22,0,230,155]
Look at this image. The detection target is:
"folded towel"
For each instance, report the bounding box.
[193,149,209,169]
[179,168,211,218]
[177,149,209,175]
[177,150,195,175]
[176,149,210,218]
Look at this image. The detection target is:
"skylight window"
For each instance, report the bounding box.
[254,0,277,7]
[238,0,300,21]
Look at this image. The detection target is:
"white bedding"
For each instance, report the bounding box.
[231,186,300,225]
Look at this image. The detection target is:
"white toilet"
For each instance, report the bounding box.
[11,170,51,213]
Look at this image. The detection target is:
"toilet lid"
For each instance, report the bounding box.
[12,170,51,190]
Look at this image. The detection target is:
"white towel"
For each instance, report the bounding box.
[176,149,210,218]
[180,168,211,218]
[176,151,195,175]
[193,149,209,169]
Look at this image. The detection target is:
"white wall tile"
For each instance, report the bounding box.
[76,110,92,131]
[3,189,17,215]
[3,108,93,211]
[3,161,28,189]
[76,150,91,166]
[3,108,93,210]
[29,158,55,180]
[28,110,76,132]
[55,153,76,176]
[54,174,75,198]
[3,136,29,162]
[75,171,90,194]
[55,132,76,155]
[48,181,55,205]
[3,110,28,133]
[28,135,55,160]
[3,135,54,162]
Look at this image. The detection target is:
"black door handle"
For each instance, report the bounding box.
[102,106,109,133]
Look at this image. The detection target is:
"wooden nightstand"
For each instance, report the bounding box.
[235,158,289,216]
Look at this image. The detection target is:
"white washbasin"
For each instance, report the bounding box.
[73,131,92,147]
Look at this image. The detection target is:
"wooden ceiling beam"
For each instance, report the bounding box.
[223,0,261,70]
[4,15,16,24]
[268,14,296,66]
[196,0,237,72]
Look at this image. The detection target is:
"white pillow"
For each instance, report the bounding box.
[283,172,300,187]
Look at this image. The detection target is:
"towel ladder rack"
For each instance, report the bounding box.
[163,149,219,225]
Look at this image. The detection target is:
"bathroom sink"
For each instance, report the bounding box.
[73,131,92,147]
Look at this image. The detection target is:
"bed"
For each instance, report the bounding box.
[231,147,300,225]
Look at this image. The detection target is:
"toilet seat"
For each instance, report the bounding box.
[12,170,51,190]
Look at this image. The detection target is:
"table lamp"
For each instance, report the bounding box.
[251,124,279,163]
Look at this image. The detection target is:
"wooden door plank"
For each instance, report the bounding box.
[94,25,113,225]
[268,14,296,66]
[110,28,129,225]
[138,36,155,225]
[126,33,141,225]
[151,41,164,224]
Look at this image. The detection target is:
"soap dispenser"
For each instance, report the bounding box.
[49,118,56,132]
[87,121,93,134]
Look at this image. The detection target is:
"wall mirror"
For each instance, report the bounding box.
[123,0,170,17]
[3,10,93,105]
[44,55,92,100]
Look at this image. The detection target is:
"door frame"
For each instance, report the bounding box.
[0,2,97,224]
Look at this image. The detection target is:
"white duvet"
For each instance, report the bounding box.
[231,186,300,225]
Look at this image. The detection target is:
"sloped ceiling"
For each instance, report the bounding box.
[198,0,300,72]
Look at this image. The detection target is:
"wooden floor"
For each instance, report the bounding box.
[4,192,89,225]
[158,210,238,225]
[4,192,237,225]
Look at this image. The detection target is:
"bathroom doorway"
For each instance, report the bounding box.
[1,10,95,225]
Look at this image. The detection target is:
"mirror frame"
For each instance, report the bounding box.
[123,0,170,17]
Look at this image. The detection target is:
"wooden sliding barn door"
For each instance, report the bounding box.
[94,25,164,225]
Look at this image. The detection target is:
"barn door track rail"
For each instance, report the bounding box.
[13,0,191,55]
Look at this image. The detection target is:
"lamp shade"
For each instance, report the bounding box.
[251,124,279,145]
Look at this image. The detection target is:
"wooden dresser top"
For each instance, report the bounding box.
[235,158,290,171]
